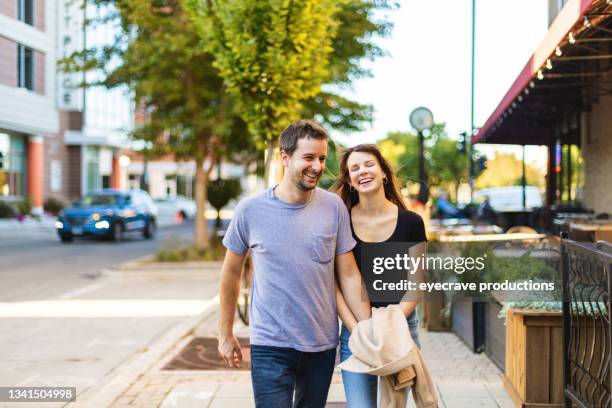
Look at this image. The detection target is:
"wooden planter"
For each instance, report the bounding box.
[503,308,563,408]
[452,301,485,352]
[484,301,505,371]
[422,294,450,332]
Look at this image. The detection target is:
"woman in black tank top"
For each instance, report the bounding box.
[331,143,427,408]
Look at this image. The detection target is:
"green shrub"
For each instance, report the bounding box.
[155,244,225,262]
[0,201,17,218]
[44,197,67,215]
[208,178,242,227]
[17,197,32,216]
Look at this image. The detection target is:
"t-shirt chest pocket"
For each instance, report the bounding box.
[309,233,336,264]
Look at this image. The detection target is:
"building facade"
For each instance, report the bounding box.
[0,0,132,214]
[0,0,59,213]
[57,0,132,198]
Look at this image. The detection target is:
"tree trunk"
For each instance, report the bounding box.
[194,156,209,250]
[264,139,283,188]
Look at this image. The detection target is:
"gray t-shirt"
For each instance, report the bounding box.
[222,187,356,352]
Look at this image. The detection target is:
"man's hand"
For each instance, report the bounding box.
[218,249,246,367]
[218,333,243,368]
[335,251,371,321]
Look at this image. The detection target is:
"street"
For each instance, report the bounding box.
[0,220,218,301]
[0,220,223,402]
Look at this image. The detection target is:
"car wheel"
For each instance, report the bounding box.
[111,222,123,242]
[144,219,156,239]
[60,235,73,243]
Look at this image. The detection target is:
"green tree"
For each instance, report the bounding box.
[475,152,544,190]
[59,1,253,249]
[378,124,470,198]
[187,0,345,185]
[301,0,395,132]
[319,139,344,189]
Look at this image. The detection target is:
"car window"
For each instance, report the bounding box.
[81,194,117,206]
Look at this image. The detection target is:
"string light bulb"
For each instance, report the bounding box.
[546,59,553,70]
[537,70,544,80]
[583,16,591,27]
[529,81,535,88]
[555,46,562,57]
[518,95,523,102]
[569,32,576,44]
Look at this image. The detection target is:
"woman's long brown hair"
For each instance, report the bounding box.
[330,144,407,211]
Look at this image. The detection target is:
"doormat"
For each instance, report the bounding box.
[163,337,251,370]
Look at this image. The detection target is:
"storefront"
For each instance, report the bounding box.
[0,132,26,199]
[473,0,612,222]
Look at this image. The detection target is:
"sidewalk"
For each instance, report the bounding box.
[108,311,514,408]
[0,215,56,237]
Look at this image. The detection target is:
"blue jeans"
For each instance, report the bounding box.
[339,312,421,408]
[250,344,337,408]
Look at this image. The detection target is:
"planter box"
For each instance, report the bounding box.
[484,301,505,371]
[423,297,450,332]
[503,308,563,408]
[451,301,485,352]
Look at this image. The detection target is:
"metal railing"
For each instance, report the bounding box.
[562,239,612,408]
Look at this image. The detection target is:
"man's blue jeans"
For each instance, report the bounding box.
[338,312,421,408]
[250,344,337,408]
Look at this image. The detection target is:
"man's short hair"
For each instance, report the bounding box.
[280,119,329,156]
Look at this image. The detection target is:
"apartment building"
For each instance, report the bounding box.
[0,0,58,213]
[57,0,133,198]
[0,0,133,213]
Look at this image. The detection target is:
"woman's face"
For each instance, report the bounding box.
[346,151,386,195]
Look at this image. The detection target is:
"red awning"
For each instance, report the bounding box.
[473,0,604,145]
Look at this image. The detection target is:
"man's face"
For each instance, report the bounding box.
[282,137,328,192]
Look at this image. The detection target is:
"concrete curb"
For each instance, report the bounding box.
[74,296,220,407]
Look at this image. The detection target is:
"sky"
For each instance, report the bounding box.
[333,0,552,169]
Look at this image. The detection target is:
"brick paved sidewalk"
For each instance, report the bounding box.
[110,323,515,408]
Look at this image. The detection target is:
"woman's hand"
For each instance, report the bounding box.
[399,301,418,318]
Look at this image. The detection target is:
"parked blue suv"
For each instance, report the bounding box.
[56,189,158,242]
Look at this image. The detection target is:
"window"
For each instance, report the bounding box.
[0,133,26,197]
[17,45,34,91]
[85,146,101,193]
[17,0,34,26]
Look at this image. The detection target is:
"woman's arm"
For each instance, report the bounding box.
[336,283,358,332]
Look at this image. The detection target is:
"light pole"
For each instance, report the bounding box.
[409,107,434,205]
[469,0,476,200]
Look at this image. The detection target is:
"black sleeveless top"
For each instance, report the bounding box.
[350,207,427,308]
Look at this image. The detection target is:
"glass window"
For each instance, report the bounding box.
[86,146,101,192]
[17,0,34,26]
[17,45,34,91]
[81,193,117,206]
[0,133,26,197]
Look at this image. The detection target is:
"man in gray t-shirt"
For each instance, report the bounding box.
[218,120,370,408]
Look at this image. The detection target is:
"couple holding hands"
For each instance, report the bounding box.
[218,119,437,408]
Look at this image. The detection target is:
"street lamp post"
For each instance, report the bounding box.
[409,107,434,205]
[470,0,476,200]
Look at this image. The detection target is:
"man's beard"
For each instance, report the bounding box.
[294,171,320,192]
